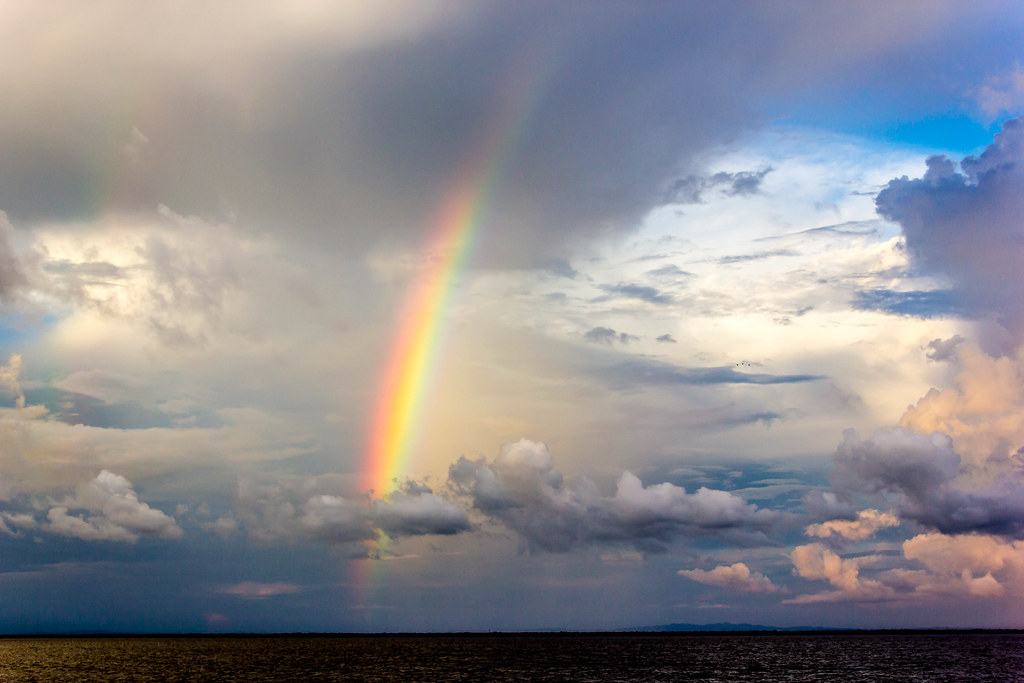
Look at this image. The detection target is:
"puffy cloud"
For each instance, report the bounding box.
[787,113,1024,608]
[294,495,377,545]
[235,477,469,548]
[372,490,472,537]
[35,209,258,348]
[802,490,856,522]
[0,353,48,424]
[45,470,182,542]
[0,512,36,536]
[831,428,1024,537]
[236,479,371,546]
[802,115,1024,607]
[900,532,1024,597]
[832,428,958,511]
[900,344,1024,471]
[788,532,1024,604]
[876,116,1024,333]
[448,439,779,553]
[678,562,778,593]
[786,543,892,603]
[865,118,1024,523]
[806,508,899,541]
[0,353,27,410]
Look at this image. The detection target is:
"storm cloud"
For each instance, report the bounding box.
[830,428,1024,538]
[876,116,1024,331]
[0,2,993,270]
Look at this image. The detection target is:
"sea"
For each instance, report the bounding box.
[0,632,1021,681]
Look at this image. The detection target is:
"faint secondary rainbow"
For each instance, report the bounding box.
[362,60,548,500]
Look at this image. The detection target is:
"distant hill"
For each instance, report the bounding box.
[629,623,835,632]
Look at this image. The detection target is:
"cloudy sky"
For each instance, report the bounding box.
[2,0,1024,633]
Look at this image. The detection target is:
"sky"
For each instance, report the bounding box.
[1,0,1024,633]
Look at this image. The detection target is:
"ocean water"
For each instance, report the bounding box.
[0,633,1020,681]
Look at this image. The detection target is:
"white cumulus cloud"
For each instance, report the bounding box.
[46,470,182,542]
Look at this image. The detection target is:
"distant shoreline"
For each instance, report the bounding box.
[1,629,1022,638]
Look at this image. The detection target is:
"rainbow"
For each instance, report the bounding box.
[361,175,484,497]
[362,60,547,501]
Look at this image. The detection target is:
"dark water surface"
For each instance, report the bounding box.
[0,633,1021,681]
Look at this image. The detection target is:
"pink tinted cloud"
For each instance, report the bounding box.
[218,582,302,599]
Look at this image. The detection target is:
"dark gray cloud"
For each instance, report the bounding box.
[852,288,964,319]
[831,428,1024,538]
[696,409,783,430]
[540,259,580,279]
[600,357,822,388]
[925,335,965,362]
[16,388,219,430]
[725,168,773,196]
[235,477,470,548]
[665,168,773,204]
[876,116,1024,331]
[803,490,857,523]
[372,490,473,537]
[448,439,778,553]
[597,283,672,305]
[656,334,677,343]
[584,327,638,345]
[645,264,691,279]
[0,215,28,305]
[665,176,710,205]
[755,220,881,243]
[0,4,747,265]
[0,3,992,270]
[716,248,797,265]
